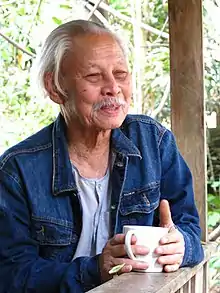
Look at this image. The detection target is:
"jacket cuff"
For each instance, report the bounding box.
[80,255,102,291]
[176,226,193,267]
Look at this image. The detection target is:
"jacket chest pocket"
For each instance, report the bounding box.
[31,217,77,262]
[120,183,160,216]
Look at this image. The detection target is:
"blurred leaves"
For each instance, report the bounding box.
[0,0,219,153]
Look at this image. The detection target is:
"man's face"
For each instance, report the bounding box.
[61,33,132,130]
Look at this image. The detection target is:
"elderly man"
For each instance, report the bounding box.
[0,20,203,293]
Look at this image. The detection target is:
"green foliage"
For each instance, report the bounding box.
[207,181,220,289]
[210,257,220,270]
[0,0,64,151]
[1,0,219,151]
[208,211,220,228]
[52,17,62,25]
[204,0,220,114]
[207,180,220,228]
[209,254,220,289]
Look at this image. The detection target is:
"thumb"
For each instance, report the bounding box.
[159,199,174,228]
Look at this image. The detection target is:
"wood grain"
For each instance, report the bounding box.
[191,267,203,293]
[168,0,207,243]
[182,280,191,293]
[88,244,216,293]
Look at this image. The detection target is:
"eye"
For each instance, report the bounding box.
[114,71,128,80]
[87,73,100,77]
[85,73,101,82]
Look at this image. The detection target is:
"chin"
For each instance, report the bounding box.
[96,112,127,130]
[98,120,124,130]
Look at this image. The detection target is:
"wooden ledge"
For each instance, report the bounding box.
[88,243,217,293]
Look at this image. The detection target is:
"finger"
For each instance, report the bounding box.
[159,199,173,228]
[108,259,148,276]
[115,258,148,271]
[119,264,132,274]
[164,263,180,272]
[110,234,137,246]
[111,244,149,258]
[132,245,149,256]
[109,234,125,246]
[155,242,183,255]
[160,230,183,245]
[109,244,127,257]
[157,254,184,265]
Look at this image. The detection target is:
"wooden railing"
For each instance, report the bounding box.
[88,243,217,293]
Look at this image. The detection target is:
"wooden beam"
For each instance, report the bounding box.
[168,0,207,242]
[88,244,216,293]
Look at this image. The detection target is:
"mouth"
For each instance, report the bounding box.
[100,104,120,111]
[100,104,121,115]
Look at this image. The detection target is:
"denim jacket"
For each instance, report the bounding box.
[0,114,204,293]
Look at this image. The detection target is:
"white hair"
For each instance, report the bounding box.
[34,19,127,98]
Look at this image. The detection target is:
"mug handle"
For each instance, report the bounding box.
[125,230,137,260]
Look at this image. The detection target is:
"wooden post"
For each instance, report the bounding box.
[168,0,207,242]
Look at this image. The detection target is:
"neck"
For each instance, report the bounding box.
[67,123,111,157]
[65,117,111,178]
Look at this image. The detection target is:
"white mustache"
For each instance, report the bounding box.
[93,97,127,111]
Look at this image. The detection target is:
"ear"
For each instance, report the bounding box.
[44,72,66,105]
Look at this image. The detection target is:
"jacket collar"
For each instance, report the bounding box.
[111,127,141,158]
[52,114,76,195]
[52,114,141,196]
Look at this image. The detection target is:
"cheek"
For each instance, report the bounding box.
[73,87,98,116]
[122,81,132,99]
[76,83,100,103]
[80,89,87,93]
[121,75,132,91]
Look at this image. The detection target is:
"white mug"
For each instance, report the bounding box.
[123,225,169,272]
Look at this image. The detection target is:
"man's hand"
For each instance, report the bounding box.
[155,199,185,272]
[99,234,149,282]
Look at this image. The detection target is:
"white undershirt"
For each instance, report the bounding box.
[72,164,111,259]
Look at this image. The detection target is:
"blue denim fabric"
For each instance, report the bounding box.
[0,114,204,293]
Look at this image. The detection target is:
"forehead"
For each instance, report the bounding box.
[64,33,127,70]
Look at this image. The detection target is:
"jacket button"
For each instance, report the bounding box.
[111,205,116,210]
[115,161,124,168]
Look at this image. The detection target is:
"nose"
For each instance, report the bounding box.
[101,75,121,97]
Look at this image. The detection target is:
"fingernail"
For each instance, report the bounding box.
[139,261,149,270]
[131,235,137,243]
[125,264,132,272]
[161,237,168,244]
[157,257,162,264]
[156,247,163,254]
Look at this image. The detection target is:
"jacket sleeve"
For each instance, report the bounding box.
[159,129,204,267]
[0,169,101,293]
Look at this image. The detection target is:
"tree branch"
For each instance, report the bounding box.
[85,2,113,30]
[153,16,169,43]
[206,127,216,184]
[150,78,170,118]
[0,30,35,57]
[87,0,103,20]
[26,0,43,36]
[88,0,169,39]
[209,224,220,241]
